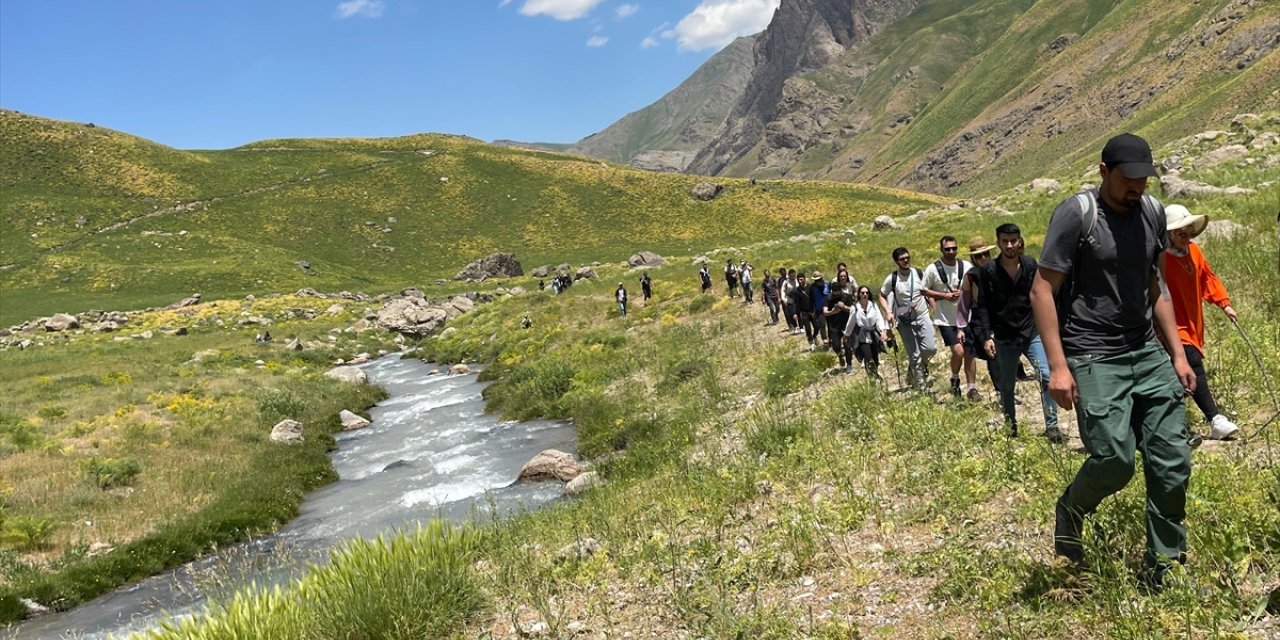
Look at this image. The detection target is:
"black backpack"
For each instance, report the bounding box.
[931,260,966,292]
[1053,188,1161,323]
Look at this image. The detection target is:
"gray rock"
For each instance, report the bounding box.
[454,252,523,281]
[1030,178,1061,192]
[324,366,368,384]
[449,363,471,375]
[44,313,79,332]
[339,409,371,431]
[1161,174,1255,198]
[270,419,304,444]
[92,321,120,333]
[555,537,601,562]
[531,265,551,278]
[690,182,724,201]
[518,449,584,483]
[285,338,304,351]
[376,297,449,337]
[564,471,602,496]
[1202,219,1248,240]
[166,293,202,309]
[1199,144,1249,167]
[574,266,598,281]
[627,251,668,268]
[508,286,526,296]
[872,215,901,231]
[191,349,220,363]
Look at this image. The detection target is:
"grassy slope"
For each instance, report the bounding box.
[131,120,1279,639]
[0,111,942,327]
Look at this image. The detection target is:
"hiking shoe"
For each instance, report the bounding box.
[950,377,962,397]
[1188,432,1204,448]
[1054,499,1085,565]
[845,364,854,375]
[1209,414,1239,440]
[1044,428,1067,444]
[966,388,982,401]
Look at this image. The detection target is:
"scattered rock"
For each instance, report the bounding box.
[92,321,120,333]
[1202,219,1248,240]
[1199,144,1249,167]
[270,419,304,444]
[454,252,523,281]
[690,182,724,201]
[574,266,598,281]
[326,304,344,315]
[449,363,471,375]
[86,542,114,558]
[556,537,601,563]
[1161,173,1255,198]
[339,410,371,431]
[19,598,50,617]
[1030,178,1061,192]
[564,471,602,496]
[508,286,526,296]
[166,293,201,309]
[518,449,585,483]
[872,215,901,231]
[627,251,668,268]
[191,349,220,363]
[376,297,449,338]
[285,338,305,351]
[43,313,80,332]
[531,265,551,278]
[324,366,368,384]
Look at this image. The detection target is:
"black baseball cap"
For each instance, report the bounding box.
[1101,133,1157,178]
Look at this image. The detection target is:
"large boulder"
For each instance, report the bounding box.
[872,215,902,231]
[270,419,304,444]
[454,252,523,281]
[324,366,368,384]
[1160,173,1255,198]
[376,297,449,337]
[1030,178,1061,192]
[339,410,371,431]
[690,182,724,201]
[564,471,602,496]
[518,449,585,483]
[628,251,667,268]
[531,265,551,278]
[43,314,79,332]
[574,266,598,281]
[1198,144,1249,168]
[166,293,202,309]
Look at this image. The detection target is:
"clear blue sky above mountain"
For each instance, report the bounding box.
[0,0,778,150]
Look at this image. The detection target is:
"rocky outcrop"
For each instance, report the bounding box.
[574,266,598,281]
[454,252,523,281]
[375,296,449,338]
[628,251,668,268]
[690,182,724,201]
[324,366,368,384]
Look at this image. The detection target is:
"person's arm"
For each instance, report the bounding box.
[1152,266,1196,393]
[1030,267,1075,410]
[843,308,858,338]
[1198,249,1237,321]
[878,280,894,326]
[969,274,996,359]
[922,267,945,300]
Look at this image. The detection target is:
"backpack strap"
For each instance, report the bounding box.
[1074,189,1098,248]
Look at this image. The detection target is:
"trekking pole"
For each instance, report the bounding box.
[1230,316,1280,440]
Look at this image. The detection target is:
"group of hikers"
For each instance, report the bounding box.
[703,134,1243,587]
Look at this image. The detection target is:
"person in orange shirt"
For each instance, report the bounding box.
[1164,204,1239,442]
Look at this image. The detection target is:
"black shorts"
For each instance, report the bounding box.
[938,325,961,347]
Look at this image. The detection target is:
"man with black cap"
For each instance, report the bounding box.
[1030,133,1196,589]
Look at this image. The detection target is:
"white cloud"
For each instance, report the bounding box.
[335,0,384,19]
[640,36,659,48]
[517,0,603,20]
[587,35,609,47]
[672,0,778,51]
[499,0,514,6]
[615,3,639,18]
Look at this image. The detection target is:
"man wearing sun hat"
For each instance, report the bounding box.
[1030,132,1196,588]
[1164,204,1239,442]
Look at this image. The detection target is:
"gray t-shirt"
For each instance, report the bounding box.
[1039,191,1167,356]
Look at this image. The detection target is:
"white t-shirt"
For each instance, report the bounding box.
[880,269,930,320]
[922,259,971,326]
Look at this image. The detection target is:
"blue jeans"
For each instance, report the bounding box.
[995,335,1056,430]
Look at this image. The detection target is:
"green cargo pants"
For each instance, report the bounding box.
[1058,341,1192,568]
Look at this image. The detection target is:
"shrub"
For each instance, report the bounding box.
[761,352,822,397]
[744,405,812,456]
[256,389,305,426]
[687,294,716,314]
[84,457,141,489]
[0,515,56,551]
[0,414,45,455]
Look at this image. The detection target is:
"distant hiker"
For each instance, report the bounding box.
[761,271,781,325]
[781,268,800,332]
[1030,133,1194,587]
[968,224,1061,442]
[923,235,974,397]
[809,271,830,345]
[724,259,739,298]
[255,330,272,344]
[539,279,546,291]
[957,235,998,400]
[846,285,889,381]
[794,272,817,350]
[1163,204,1239,443]
[615,282,628,318]
[824,271,855,372]
[640,272,653,302]
[521,314,533,329]
[740,260,754,303]
[699,264,713,293]
[879,247,937,392]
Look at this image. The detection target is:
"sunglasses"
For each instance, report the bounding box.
[896,256,911,262]
[942,247,958,253]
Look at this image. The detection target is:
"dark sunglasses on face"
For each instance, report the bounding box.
[942,247,958,253]
[897,256,910,262]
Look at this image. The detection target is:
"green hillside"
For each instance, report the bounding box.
[0,110,942,326]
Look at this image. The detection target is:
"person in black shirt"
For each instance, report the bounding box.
[824,271,855,372]
[969,223,1062,442]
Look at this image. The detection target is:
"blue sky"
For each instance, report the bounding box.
[0,0,779,149]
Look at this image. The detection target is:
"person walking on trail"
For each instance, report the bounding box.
[740,260,755,303]
[640,273,653,302]
[783,268,801,334]
[1163,204,1240,443]
[1030,133,1196,587]
[809,271,830,345]
[615,282,629,318]
[957,236,998,401]
[923,235,975,397]
[834,262,858,293]
[879,247,938,392]
[724,259,739,298]
[824,271,855,373]
[699,264,712,293]
[846,285,889,381]
[794,273,819,350]
[762,270,781,325]
[968,224,1063,442]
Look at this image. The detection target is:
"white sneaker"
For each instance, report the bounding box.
[1209,414,1239,440]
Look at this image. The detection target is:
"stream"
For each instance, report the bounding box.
[9,355,576,639]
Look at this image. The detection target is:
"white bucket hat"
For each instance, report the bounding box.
[1165,204,1208,238]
